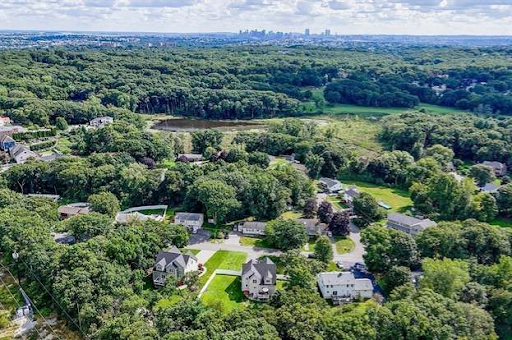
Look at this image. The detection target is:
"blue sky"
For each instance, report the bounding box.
[0,0,511,35]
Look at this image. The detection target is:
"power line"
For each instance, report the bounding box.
[0,263,62,340]
[0,271,46,340]
[1,244,88,339]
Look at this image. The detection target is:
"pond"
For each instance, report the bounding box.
[152,118,265,132]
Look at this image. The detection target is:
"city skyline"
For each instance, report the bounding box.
[0,1,512,36]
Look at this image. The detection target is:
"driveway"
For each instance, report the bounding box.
[187,232,282,260]
[194,250,216,264]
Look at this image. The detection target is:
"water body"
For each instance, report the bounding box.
[152,118,264,132]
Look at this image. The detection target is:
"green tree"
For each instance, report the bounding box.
[55,116,69,130]
[64,212,114,241]
[352,192,385,224]
[266,219,308,251]
[192,179,241,224]
[314,236,333,263]
[191,130,223,154]
[88,192,120,218]
[469,164,496,186]
[497,184,512,216]
[420,258,470,298]
[383,266,412,294]
[304,152,324,179]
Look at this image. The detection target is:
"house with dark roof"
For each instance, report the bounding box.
[9,145,38,164]
[174,212,204,233]
[343,186,361,204]
[319,177,343,193]
[387,213,437,236]
[241,258,277,301]
[317,272,373,303]
[176,154,203,163]
[0,135,15,151]
[482,161,507,177]
[153,247,198,287]
[58,203,91,220]
[239,221,267,236]
[297,219,327,237]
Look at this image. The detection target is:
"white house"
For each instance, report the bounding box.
[387,213,437,236]
[58,203,91,220]
[482,161,507,177]
[319,177,343,193]
[480,183,502,194]
[241,258,277,302]
[317,272,373,303]
[174,212,204,233]
[152,247,198,287]
[239,221,267,236]
[343,186,360,204]
[89,116,114,128]
[9,145,39,164]
[0,117,11,126]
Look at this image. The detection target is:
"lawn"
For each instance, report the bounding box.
[138,209,166,216]
[489,216,512,229]
[269,158,289,169]
[341,180,413,212]
[200,275,247,313]
[280,211,303,220]
[55,137,72,155]
[303,239,317,252]
[199,250,247,286]
[335,237,355,254]
[327,195,346,210]
[240,236,273,249]
[159,158,177,169]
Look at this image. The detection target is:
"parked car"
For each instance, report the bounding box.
[307,254,316,259]
[224,233,230,239]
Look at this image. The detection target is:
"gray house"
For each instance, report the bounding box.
[482,161,507,177]
[387,213,437,236]
[153,247,198,287]
[297,219,327,237]
[241,258,277,302]
[239,221,267,236]
[319,177,343,193]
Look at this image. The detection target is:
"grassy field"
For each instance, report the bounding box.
[240,236,273,249]
[281,211,303,220]
[201,275,247,314]
[327,195,347,210]
[341,180,413,213]
[489,216,512,229]
[199,250,247,286]
[335,237,355,254]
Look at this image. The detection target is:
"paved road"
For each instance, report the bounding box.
[194,250,216,264]
[188,231,282,260]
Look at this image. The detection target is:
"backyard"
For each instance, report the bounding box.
[200,275,247,313]
[340,180,413,213]
[335,237,355,254]
[199,250,247,286]
[240,236,273,249]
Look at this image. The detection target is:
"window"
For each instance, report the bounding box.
[333,291,337,295]
[253,279,257,283]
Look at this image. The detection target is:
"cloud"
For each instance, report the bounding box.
[127,0,199,7]
[328,1,351,10]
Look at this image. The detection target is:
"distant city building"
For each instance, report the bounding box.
[305,28,310,36]
[325,29,331,36]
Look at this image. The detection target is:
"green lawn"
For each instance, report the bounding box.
[341,180,413,213]
[240,236,273,249]
[327,196,346,210]
[281,211,303,220]
[303,239,317,252]
[269,158,289,169]
[138,209,166,216]
[326,261,338,271]
[335,237,355,254]
[321,103,410,117]
[199,250,247,286]
[489,216,512,229]
[200,275,247,314]
[159,158,177,169]
[55,137,72,154]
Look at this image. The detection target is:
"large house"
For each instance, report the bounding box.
[317,272,373,303]
[0,125,25,136]
[0,135,15,151]
[176,154,203,163]
[153,247,198,287]
[239,221,267,236]
[9,145,38,164]
[319,177,343,193]
[387,213,437,236]
[241,258,277,302]
[58,203,91,220]
[174,212,204,233]
[343,186,360,204]
[297,219,327,237]
[90,116,114,128]
[480,183,501,194]
[116,211,162,224]
[482,161,507,177]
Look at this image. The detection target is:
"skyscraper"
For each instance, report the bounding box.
[305,28,310,37]
[325,29,331,36]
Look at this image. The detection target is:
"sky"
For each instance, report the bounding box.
[0,0,512,35]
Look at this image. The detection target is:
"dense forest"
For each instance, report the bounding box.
[1,46,512,126]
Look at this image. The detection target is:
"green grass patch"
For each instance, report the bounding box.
[335,237,355,254]
[201,275,247,314]
[138,209,166,216]
[159,159,177,169]
[199,250,247,286]
[327,195,346,210]
[240,236,273,249]
[489,216,512,229]
[154,295,183,311]
[55,137,72,154]
[341,180,413,213]
[269,158,289,169]
[416,103,469,115]
[276,280,285,290]
[303,239,317,252]
[326,261,338,271]
[321,103,410,117]
[280,211,303,220]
